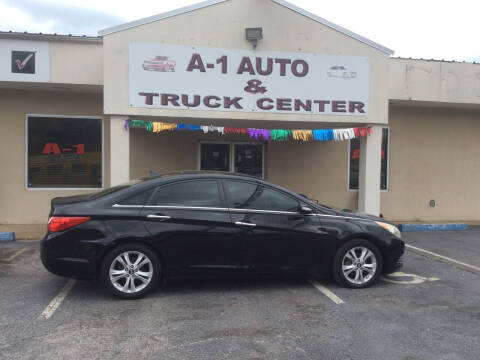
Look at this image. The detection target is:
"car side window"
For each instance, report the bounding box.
[225,181,300,212]
[149,180,221,207]
[118,188,155,206]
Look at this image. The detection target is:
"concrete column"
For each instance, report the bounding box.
[110,116,130,187]
[358,126,382,215]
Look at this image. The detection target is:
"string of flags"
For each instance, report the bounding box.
[125,119,372,142]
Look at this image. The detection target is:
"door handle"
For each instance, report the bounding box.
[147,215,171,221]
[235,221,256,227]
[317,227,328,234]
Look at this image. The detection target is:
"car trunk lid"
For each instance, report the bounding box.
[50,194,92,216]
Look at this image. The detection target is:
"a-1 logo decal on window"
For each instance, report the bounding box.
[11,51,36,74]
[42,143,85,162]
[42,143,85,155]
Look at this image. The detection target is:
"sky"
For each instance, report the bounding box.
[0,0,478,62]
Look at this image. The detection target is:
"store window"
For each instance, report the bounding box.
[349,128,389,190]
[27,116,103,189]
[200,143,264,178]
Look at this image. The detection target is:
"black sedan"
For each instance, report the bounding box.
[41,171,404,299]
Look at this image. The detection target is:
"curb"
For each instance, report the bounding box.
[398,223,468,232]
[0,232,16,242]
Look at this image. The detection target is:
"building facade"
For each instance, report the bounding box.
[1,0,479,226]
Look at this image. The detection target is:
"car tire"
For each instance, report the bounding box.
[333,239,382,289]
[101,243,160,299]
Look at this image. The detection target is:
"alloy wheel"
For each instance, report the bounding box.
[341,246,377,285]
[109,251,153,294]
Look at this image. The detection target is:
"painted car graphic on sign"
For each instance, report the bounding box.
[327,65,357,79]
[142,56,176,72]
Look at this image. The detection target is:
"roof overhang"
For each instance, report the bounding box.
[0,31,101,43]
[98,0,227,36]
[98,0,394,55]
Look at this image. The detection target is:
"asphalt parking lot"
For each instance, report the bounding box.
[1,230,480,360]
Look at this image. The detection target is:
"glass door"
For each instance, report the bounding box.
[200,142,264,178]
[200,143,230,171]
[234,144,263,178]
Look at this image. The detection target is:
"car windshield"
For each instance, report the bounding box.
[89,179,147,200]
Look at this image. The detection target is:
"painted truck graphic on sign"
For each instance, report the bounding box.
[142,56,176,72]
[327,65,357,79]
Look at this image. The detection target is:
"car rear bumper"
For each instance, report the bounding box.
[41,236,97,280]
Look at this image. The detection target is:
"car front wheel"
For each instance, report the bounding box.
[333,239,382,288]
[101,244,160,299]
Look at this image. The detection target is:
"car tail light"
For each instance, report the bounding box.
[48,217,90,232]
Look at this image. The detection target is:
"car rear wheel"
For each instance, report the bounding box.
[333,239,382,288]
[101,244,160,299]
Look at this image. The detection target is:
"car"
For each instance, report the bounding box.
[327,65,357,79]
[142,56,176,72]
[41,171,404,299]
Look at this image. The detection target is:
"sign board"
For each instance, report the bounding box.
[129,43,369,116]
[0,39,50,82]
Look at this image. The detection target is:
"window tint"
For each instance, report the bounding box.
[150,180,221,207]
[118,188,155,205]
[226,181,299,212]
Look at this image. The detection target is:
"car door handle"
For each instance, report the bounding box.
[147,215,171,221]
[317,227,329,234]
[235,221,256,227]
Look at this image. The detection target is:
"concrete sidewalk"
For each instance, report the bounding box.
[0,224,45,240]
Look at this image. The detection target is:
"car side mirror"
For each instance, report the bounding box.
[299,206,313,214]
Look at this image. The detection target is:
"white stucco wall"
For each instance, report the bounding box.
[50,41,103,85]
[389,58,480,105]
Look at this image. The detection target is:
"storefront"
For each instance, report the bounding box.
[1,0,479,227]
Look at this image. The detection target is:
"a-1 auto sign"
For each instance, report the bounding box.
[129,43,369,115]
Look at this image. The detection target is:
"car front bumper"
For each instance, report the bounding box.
[383,239,405,274]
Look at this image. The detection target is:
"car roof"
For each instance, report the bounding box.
[146,170,259,181]
[135,170,295,193]
[138,170,313,202]
[93,170,333,214]
[135,170,264,185]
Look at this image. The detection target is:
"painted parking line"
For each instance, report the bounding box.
[308,279,344,304]
[405,244,480,273]
[39,279,76,320]
[381,271,439,284]
[0,248,29,262]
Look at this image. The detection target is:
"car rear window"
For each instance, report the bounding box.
[89,179,145,200]
[149,180,221,208]
[225,181,299,212]
[118,188,155,206]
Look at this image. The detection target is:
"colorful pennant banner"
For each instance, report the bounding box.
[124,119,372,143]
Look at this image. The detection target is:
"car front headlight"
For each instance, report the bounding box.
[375,221,402,239]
